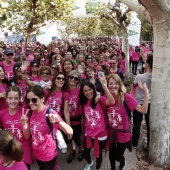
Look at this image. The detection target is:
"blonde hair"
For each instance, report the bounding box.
[107,74,126,104]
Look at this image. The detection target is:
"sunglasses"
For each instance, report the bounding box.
[56,77,65,81]
[110,63,116,65]
[6,53,13,56]
[69,76,79,81]
[31,65,38,67]
[26,50,30,52]
[15,67,21,70]
[40,59,45,62]
[41,72,50,75]
[26,98,38,104]
[51,67,58,70]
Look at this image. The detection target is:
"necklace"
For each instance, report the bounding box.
[3,160,13,167]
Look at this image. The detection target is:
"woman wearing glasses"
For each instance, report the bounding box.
[21,65,52,90]
[0,86,33,169]
[63,70,83,163]
[26,85,73,170]
[50,61,60,79]
[28,61,40,82]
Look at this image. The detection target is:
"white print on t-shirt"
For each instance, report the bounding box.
[85,109,101,127]
[31,124,44,146]
[51,100,60,112]
[5,124,22,140]
[69,98,77,114]
[108,110,122,127]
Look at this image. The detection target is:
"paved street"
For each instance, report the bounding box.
[31,147,139,170]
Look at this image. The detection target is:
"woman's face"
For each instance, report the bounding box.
[40,69,50,82]
[68,74,79,86]
[0,67,4,80]
[26,92,44,111]
[6,91,20,109]
[40,58,46,66]
[55,56,61,64]
[83,85,94,100]
[86,68,95,78]
[63,61,73,74]
[31,63,38,72]
[107,78,119,95]
[51,64,58,74]
[92,59,98,66]
[78,55,84,63]
[55,74,65,88]
[15,67,22,77]
[77,65,84,74]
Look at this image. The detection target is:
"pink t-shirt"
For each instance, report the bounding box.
[0,61,15,80]
[0,161,28,170]
[30,106,62,161]
[131,51,139,62]
[84,96,107,137]
[107,93,138,143]
[0,83,7,111]
[68,87,82,125]
[45,91,69,116]
[29,75,41,82]
[0,107,33,164]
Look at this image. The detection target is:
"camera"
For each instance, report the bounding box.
[135,47,140,53]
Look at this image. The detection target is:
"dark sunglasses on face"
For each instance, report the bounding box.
[31,65,38,67]
[40,59,45,62]
[69,75,79,81]
[41,72,50,75]
[15,67,21,70]
[26,98,38,104]
[56,77,65,81]
[26,50,30,52]
[110,63,116,65]
[6,53,13,56]
[51,67,58,70]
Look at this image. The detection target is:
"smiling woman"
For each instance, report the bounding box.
[26,85,73,170]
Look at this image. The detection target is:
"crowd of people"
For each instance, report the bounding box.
[0,38,153,170]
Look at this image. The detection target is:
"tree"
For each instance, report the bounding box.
[3,0,75,43]
[119,0,170,167]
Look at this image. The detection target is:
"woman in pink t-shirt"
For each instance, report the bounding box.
[106,74,149,170]
[0,86,32,169]
[79,75,115,170]
[0,130,28,170]
[64,70,83,163]
[26,85,73,170]
[0,65,9,111]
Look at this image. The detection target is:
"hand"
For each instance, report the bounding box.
[67,134,73,140]
[138,81,149,94]
[20,108,29,126]
[21,61,28,72]
[95,92,101,104]
[46,113,60,124]
[98,73,107,87]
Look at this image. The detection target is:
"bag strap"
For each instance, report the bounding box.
[123,96,131,122]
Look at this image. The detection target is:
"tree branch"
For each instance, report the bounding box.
[101,14,120,27]
[119,0,151,23]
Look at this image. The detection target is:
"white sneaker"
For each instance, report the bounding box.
[84,160,94,170]
[61,148,67,154]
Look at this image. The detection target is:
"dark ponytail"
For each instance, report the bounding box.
[0,130,23,162]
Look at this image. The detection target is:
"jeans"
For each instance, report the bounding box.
[132,103,150,147]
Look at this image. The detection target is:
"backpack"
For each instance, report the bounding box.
[123,99,131,122]
[30,107,58,151]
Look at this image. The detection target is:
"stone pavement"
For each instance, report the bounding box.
[31,147,139,170]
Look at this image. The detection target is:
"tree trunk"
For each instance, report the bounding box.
[25,33,32,47]
[149,20,170,166]
[122,27,129,75]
